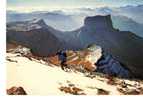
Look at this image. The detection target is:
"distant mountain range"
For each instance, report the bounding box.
[112,15,143,37]
[7,15,143,78]
[7,5,143,37]
[115,5,143,24]
[7,11,81,31]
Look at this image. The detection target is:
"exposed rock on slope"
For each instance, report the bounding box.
[96,54,131,78]
[43,44,102,72]
[7,86,27,95]
[46,44,130,78]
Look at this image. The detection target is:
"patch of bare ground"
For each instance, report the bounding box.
[59,86,86,95]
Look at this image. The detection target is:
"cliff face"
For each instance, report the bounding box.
[28,28,62,56]
[84,15,114,31]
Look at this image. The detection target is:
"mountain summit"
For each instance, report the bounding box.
[84,15,113,31]
[29,19,47,27]
[7,19,47,31]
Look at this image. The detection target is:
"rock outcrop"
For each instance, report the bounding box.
[96,54,131,78]
[7,86,27,95]
[47,44,102,72]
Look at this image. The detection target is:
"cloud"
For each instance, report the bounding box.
[7,0,143,12]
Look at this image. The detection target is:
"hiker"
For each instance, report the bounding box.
[57,50,67,71]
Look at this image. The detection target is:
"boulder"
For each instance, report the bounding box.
[7,86,27,95]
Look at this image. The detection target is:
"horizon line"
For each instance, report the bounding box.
[7,4,142,13]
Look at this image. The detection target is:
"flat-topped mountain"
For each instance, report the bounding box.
[77,15,143,78]
[84,15,113,31]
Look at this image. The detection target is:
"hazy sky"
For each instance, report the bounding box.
[7,0,143,12]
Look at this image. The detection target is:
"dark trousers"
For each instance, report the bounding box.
[61,60,67,70]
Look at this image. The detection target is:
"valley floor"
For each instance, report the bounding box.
[6,53,143,95]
